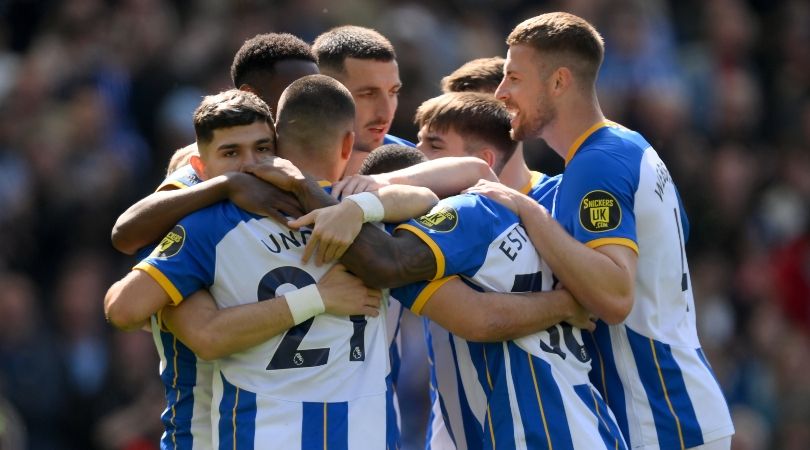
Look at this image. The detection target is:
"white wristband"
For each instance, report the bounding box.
[285,284,326,325]
[344,191,385,223]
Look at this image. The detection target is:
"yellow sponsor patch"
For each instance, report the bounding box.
[152,225,186,258]
[579,190,621,232]
[416,206,458,232]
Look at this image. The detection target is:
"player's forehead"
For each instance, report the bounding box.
[504,45,542,73]
[209,121,274,147]
[341,57,401,89]
[419,124,464,144]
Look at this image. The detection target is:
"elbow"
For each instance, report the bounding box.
[471,158,497,182]
[177,328,224,361]
[598,294,633,325]
[419,187,439,207]
[422,194,439,213]
[191,337,223,361]
[110,225,137,255]
[104,289,142,332]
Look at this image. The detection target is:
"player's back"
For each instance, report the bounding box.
[394,193,626,449]
[423,171,563,450]
[139,199,394,449]
[555,122,734,448]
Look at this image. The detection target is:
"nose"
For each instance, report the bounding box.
[494,78,508,102]
[415,140,429,157]
[376,94,396,123]
[242,151,259,168]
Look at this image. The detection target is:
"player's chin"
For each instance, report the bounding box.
[510,126,528,142]
[361,135,384,151]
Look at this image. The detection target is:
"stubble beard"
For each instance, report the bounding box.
[511,101,556,141]
[354,134,379,153]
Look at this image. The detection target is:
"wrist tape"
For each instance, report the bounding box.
[285,284,325,325]
[344,191,385,223]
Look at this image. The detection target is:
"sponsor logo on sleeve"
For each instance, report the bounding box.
[153,225,186,258]
[415,206,458,232]
[579,190,621,232]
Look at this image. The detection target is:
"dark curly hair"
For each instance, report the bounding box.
[230,33,317,87]
[358,144,427,175]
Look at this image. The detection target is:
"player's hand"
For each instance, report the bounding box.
[559,288,597,332]
[242,157,306,192]
[462,179,522,214]
[331,174,388,199]
[318,264,381,317]
[225,172,305,223]
[287,201,364,266]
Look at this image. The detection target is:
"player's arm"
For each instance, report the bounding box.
[416,277,594,342]
[111,172,302,255]
[288,184,439,265]
[104,270,173,331]
[466,181,636,324]
[243,160,439,288]
[287,177,441,289]
[288,181,441,288]
[516,197,635,324]
[161,264,381,361]
[337,226,439,289]
[332,157,498,199]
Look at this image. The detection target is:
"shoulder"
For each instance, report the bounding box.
[157,164,203,191]
[567,124,655,185]
[413,193,516,233]
[146,201,256,262]
[176,201,257,238]
[439,193,511,217]
[576,123,651,167]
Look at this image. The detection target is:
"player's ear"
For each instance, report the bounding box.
[190,154,207,180]
[478,148,496,169]
[340,131,355,161]
[551,67,572,96]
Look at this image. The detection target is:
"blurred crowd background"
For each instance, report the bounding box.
[0,0,807,449]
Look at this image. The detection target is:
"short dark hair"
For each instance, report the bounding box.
[507,12,604,85]
[415,92,517,172]
[193,89,273,144]
[276,74,355,152]
[230,33,317,88]
[358,144,427,175]
[441,57,505,94]
[312,26,396,74]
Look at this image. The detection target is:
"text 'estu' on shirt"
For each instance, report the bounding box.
[392,193,628,450]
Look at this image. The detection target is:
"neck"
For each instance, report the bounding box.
[281,146,341,183]
[543,92,604,160]
[342,150,368,177]
[497,144,533,191]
